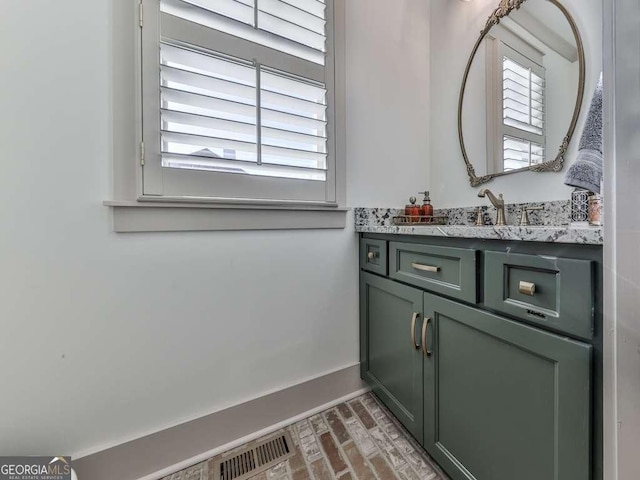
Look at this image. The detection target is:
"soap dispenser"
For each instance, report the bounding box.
[418,191,434,218]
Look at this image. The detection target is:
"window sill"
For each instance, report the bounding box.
[104,200,349,233]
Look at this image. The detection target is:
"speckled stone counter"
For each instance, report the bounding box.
[355,206,603,245]
[356,223,603,245]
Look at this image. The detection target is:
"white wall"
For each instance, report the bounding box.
[0,0,430,460]
[429,0,602,208]
[0,0,361,459]
[345,0,430,207]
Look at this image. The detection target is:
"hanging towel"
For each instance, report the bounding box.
[564,73,603,194]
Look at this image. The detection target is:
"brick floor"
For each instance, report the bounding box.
[162,393,449,480]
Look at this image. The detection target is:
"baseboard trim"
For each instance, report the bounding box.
[73,364,367,480]
[138,386,370,480]
[73,362,363,460]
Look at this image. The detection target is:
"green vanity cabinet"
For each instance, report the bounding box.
[423,293,591,480]
[360,272,424,441]
[359,233,603,480]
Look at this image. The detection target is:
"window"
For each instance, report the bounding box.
[501,52,546,171]
[140,0,336,204]
[485,29,546,173]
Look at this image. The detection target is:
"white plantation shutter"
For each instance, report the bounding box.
[160,0,326,64]
[503,58,545,135]
[503,136,545,171]
[500,50,546,170]
[141,0,335,202]
[258,0,327,52]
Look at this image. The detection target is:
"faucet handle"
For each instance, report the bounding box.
[474,208,485,226]
[519,206,544,226]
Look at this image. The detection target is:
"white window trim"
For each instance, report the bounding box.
[105,0,347,232]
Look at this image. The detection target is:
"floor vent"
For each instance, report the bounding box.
[214,431,294,480]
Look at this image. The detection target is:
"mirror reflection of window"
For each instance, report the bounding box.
[485,27,547,173]
[502,54,546,171]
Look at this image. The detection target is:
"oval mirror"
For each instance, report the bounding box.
[458,0,585,186]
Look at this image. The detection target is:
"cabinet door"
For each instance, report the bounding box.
[423,293,591,480]
[360,272,424,442]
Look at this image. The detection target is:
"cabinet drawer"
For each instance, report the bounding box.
[484,251,594,339]
[389,242,478,303]
[360,238,387,275]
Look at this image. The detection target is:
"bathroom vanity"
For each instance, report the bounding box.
[356,0,604,477]
[357,223,603,480]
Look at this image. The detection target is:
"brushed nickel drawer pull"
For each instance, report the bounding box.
[367,251,378,260]
[411,262,441,273]
[422,317,432,357]
[519,281,536,296]
[410,312,420,350]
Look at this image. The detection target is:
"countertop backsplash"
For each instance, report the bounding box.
[355,200,572,228]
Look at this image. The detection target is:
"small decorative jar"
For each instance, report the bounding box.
[404,197,420,224]
[570,189,590,224]
[588,194,603,226]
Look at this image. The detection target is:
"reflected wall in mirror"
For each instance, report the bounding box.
[459,0,585,186]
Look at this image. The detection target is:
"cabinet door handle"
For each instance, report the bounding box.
[519,281,536,296]
[367,251,377,260]
[422,317,432,357]
[410,312,420,350]
[412,262,440,273]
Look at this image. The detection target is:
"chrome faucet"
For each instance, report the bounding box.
[478,189,506,226]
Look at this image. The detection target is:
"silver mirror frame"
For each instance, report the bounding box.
[458,0,586,187]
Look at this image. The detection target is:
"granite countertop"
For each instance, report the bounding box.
[355,223,603,245]
[355,205,603,245]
